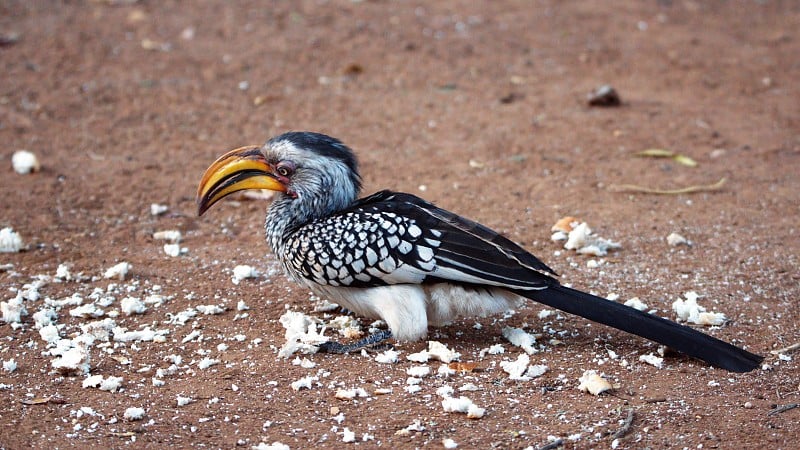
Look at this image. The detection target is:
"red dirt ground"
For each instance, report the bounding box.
[1,1,798,449]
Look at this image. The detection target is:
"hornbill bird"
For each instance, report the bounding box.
[196,131,762,372]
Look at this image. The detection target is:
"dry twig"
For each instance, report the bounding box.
[536,438,564,450]
[608,177,726,195]
[770,342,800,355]
[611,408,636,439]
[768,403,799,416]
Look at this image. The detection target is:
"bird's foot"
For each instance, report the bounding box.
[317,329,393,354]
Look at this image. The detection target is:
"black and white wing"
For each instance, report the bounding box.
[281,190,557,290]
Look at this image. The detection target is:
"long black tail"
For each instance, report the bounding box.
[514,284,763,372]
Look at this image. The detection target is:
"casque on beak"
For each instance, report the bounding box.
[196,145,287,216]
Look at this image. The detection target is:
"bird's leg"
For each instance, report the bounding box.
[317,329,393,354]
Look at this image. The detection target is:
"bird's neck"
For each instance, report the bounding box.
[264,185,357,255]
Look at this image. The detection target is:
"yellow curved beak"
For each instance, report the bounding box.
[196,145,286,216]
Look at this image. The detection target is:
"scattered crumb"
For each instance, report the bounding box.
[232,265,258,284]
[500,354,548,381]
[334,387,368,400]
[252,443,290,450]
[113,326,164,342]
[278,311,328,358]
[123,407,145,421]
[163,243,182,257]
[250,441,291,450]
[69,303,104,318]
[404,384,422,394]
[566,222,621,256]
[341,427,356,443]
[0,227,24,253]
[568,432,583,442]
[407,365,432,378]
[395,419,425,435]
[577,370,613,395]
[290,375,318,391]
[448,362,479,373]
[406,351,430,363]
[426,341,461,363]
[437,364,456,377]
[103,262,131,280]
[197,358,220,369]
[153,230,182,242]
[1,293,26,323]
[375,349,400,364]
[55,264,73,281]
[479,344,505,358]
[666,232,690,246]
[39,324,61,343]
[120,297,146,315]
[99,376,124,392]
[552,219,621,256]
[672,291,727,326]
[328,315,363,339]
[32,308,56,329]
[83,375,103,388]
[408,341,461,363]
[639,353,664,368]
[502,327,537,354]
[3,359,17,372]
[51,343,91,375]
[525,364,549,378]
[11,149,40,174]
[501,354,531,380]
[291,357,316,369]
[443,438,459,448]
[436,386,455,398]
[181,329,201,343]
[624,297,648,311]
[150,203,169,216]
[441,395,486,419]
[551,216,579,233]
[196,304,225,315]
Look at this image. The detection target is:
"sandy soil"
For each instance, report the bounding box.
[1,1,798,448]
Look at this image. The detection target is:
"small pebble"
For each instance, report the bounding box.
[587,85,621,107]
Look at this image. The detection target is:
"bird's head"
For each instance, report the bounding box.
[197,132,362,217]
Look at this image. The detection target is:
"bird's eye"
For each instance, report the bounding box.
[276,161,295,178]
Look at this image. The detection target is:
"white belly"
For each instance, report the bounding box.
[306,281,525,342]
